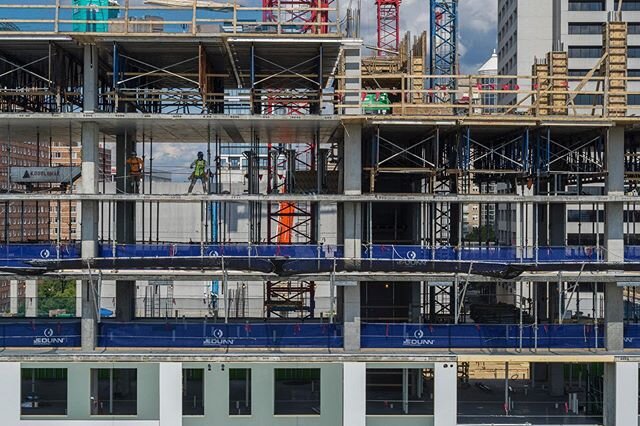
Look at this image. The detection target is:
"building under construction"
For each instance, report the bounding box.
[0,0,640,425]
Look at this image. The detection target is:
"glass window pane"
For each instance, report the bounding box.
[229,368,251,415]
[183,369,204,416]
[21,368,68,416]
[274,368,320,415]
[366,369,434,415]
[90,368,137,416]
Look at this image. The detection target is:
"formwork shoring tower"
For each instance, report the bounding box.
[376,0,401,55]
[262,0,331,34]
[430,0,458,101]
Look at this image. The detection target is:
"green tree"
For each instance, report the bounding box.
[465,225,497,244]
[37,279,76,317]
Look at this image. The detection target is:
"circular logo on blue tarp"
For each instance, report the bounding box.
[213,329,224,339]
[44,328,54,338]
[207,250,219,257]
[414,329,424,339]
[407,251,417,260]
[40,249,50,259]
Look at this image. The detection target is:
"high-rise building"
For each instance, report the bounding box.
[498,0,640,106]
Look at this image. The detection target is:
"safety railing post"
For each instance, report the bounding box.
[55,0,60,33]
[233,0,237,34]
[192,0,197,34]
[124,0,129,34]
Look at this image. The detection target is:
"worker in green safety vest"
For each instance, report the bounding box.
[188,151,209,194]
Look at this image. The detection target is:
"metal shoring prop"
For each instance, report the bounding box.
[534,282,538,351]
[329,257,336,324]
[85,260,101,325]
[562,263,586,322]
[519,281,523,352]
[222,255,228,324]
[142,131,145,241]
[455,262,473,324]
[558,271,563,325]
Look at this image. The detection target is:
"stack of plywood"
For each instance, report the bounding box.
[548,51,568,115]
[532,60,550,116]
[604,21,628,117]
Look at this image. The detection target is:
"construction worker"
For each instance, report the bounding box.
[188,151,208,193]
[126,150,143,193]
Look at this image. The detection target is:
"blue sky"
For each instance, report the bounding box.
[359,0,497,72]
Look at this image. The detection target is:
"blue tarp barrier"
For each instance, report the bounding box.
[361,323,604,349]
[95,244,611,263]
[0,244,80,267]
[364,245,603,263]
[0,321,80,347]
[624,324,640,348]
[98,322,343,348]
[98,244,343,259]
[0,243,636,266]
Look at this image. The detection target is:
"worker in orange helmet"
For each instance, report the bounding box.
[127,149,144,194]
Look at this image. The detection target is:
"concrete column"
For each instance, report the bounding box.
[115,110,137,322]
[159,362,183,426]
[434,362,457,426]
[549,363,565,397]
[9,280,18,314]
[0,363,20,424]
[25,279,37,317]
[342,42,362,115]
[604,362,639,426]
[75,280,82,317]
[605,126,625,352]
[342,123,362,351]
[81,44,100,352]
[343,362,366,426]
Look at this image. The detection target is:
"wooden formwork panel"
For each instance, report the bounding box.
[547,51,568,115]
[604,22,628,117]
[532,62,551,115]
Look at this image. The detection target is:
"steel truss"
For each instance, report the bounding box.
[376,0,401,54]
[430,0,458,102]
[262,129,320,319]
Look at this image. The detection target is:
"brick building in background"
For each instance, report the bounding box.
[0,140,51,243]
[0,139,50,314]
[50,142,112,241]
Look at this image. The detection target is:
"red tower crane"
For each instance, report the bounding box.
[262,0,330,34]
[376,0,401,55]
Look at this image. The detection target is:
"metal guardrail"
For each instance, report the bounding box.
[337,73,640,119]
[0,0,340,36]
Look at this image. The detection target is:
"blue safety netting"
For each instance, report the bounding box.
[8,243,640,269]
[364,245,604,263]
[624,324,640,348]
[0,320,80,347]
[97,243,343,259]
[361,323,605,349]
[0,244,80,268]
[94,243,612,262]
[98,321,342,348]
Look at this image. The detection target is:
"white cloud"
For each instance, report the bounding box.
[459,0,497,34]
